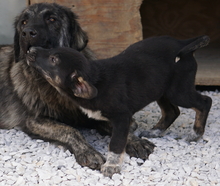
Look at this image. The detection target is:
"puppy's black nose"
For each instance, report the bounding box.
[22,28,38,38]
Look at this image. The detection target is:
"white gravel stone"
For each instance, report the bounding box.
[14,176,25,186]
[2,156,11,161]
[0,91,220,185]
[36,168,53,180]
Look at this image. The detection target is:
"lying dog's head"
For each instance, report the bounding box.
[26,47,97,99]
[14,3,88,62]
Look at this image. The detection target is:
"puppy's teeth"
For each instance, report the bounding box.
[27,50,30,54]
[78,77,83,82]
[175,57,180,63]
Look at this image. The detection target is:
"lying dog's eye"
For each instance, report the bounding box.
[22,20,27,25]
[48,17,56,22]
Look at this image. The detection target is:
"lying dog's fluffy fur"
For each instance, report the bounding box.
[26,35,212,177]
[0,3,155,171]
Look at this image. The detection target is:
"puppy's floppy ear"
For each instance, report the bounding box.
[67,9,88,51]
[14,19,21,62]
[70,71,97,99]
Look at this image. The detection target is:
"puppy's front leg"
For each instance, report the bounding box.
[101,116,131,177]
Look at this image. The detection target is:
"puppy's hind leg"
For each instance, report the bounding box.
[166,90,212,142]
[140,96,180,138]
[186,93,212,142]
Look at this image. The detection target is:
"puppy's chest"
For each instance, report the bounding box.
[79,107,109,121]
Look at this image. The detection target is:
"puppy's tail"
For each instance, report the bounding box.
[177,35,210,60]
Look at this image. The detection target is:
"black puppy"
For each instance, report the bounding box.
[26,35,212,177]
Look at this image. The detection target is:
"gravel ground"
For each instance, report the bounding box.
[0,90,220,186]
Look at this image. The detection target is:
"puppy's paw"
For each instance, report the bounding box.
[126,138,156,160]
[101,163,121,177]
[184,130,202,143]
[139,129,164,138]
[75,148,105,170]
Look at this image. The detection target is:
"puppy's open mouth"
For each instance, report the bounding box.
[25,42,52,55]
[26,47,37,65]
[23,44,34,55]
[26,45,33,54]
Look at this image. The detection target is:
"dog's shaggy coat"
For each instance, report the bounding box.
[0,3,155,171]
[26,35,212,177]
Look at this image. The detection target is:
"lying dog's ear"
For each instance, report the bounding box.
[70,72,97,99]
[14,24,20,62]
[73,22,88,51]
[67,10,88,51]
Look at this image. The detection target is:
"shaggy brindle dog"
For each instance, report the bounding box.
[26,35,212,177]
[0,3,154,171]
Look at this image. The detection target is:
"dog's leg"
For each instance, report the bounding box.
[162,90,211,142]
[94,119,156,160]
[101,151,125,177]
[140,96,180,138]
[126,133,155,159]
[25,117,105,170]
[94,118,138,135]
[186,94,212,142]
[126,119,156,159]
[101,115,130,177]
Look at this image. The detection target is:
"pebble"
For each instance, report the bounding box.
[36,168,52,180]
[2,156,11,161]
[0,91,220,185]
[14,176,25,186]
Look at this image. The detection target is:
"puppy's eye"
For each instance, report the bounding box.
[51,57,56,63]
[48,17,56,22]
[50,56,58,65]
[22,20,27,25]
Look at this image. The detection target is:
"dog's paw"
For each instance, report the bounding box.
[75,148,105,170]
[126,138,156,160]
[184,130,202,143]
[101,163,121,177]
[139,129,164,138]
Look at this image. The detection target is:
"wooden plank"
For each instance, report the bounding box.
[195,46,220,86]
[26,0,30,5]
[29,0,143,59]
[196,64,220,86]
